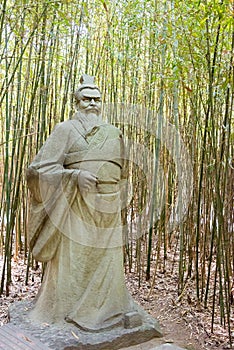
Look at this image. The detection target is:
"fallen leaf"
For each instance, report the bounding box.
[22,335,32,343]
[71,331,79,340]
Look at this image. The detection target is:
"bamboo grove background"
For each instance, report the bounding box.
[0,0,233,343]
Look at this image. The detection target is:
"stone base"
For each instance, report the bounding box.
[8,301,163,350]
[151,345,188,350]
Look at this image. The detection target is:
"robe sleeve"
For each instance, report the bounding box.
[119,132,129,245]
[27,122,80,262]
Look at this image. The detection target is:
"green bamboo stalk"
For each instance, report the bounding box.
[0,0,7,48]
[146,1,167,280]
[0,5,233,345]
[0,4,50,106]
[1,24,10,294]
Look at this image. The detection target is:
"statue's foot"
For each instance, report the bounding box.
[123,311,142,329]
[64,314,123,333]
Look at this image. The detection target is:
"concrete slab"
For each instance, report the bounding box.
[0,323,51,350]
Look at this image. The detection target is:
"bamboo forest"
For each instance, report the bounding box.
[0,0,233,349]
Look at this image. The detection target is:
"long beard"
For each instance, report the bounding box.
[74,111,102,130]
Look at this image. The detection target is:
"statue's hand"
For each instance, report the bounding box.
[77,170,98,192]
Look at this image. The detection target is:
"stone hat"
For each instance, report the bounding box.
[73,74,101,105]
[76,74,101,93]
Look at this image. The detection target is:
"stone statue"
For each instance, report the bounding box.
[26,74,140,332]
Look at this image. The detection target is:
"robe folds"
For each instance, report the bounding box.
[27,115,136,331]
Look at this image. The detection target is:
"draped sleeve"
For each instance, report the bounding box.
[27,121,80,262]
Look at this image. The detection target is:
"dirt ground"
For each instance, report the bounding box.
[0,254,233,350]
[125,270,233,350]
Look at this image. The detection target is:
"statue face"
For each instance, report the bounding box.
[78,88,102,116]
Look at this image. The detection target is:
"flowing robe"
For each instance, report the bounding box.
[27,115,135,331]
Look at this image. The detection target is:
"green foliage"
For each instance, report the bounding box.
[0,0,233,344]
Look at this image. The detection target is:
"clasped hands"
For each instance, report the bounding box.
[77,170,98,192]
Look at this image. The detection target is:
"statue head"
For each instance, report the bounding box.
[74,74,102,117]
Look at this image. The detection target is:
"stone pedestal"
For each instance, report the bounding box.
[151,345,188,350]
[9,301,163,350]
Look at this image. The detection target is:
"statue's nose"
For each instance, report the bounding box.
[90,98,96,105]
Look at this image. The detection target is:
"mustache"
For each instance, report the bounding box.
[86,107,100,112]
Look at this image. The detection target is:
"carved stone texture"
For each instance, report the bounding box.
[24,75,163,348]
[9,301,163,350]
[124,311,142,329]
[150,344,188,350]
